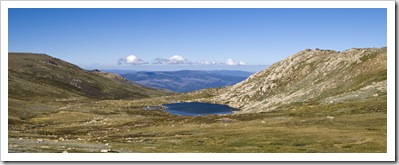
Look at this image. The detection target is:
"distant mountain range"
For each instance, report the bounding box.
[119,70,253,93]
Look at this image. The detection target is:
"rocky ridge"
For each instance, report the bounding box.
[208,47,387,113]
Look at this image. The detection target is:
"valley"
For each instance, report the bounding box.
[7,48,387,153]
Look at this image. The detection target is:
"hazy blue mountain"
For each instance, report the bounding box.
[121,70,253,93]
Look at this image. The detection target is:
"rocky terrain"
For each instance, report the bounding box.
[204,47,387,113]
[121,70,252,93]
[7,48,387,153]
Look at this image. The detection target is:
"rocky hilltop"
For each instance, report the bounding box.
[208,47,386,113]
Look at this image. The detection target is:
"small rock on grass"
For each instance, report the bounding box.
[100,149,110,153]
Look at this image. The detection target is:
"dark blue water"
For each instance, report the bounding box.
[163,102,239,116]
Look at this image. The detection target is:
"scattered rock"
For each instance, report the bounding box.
[40,146,50,149]
[100,149,110,153]
[326,116,335,120]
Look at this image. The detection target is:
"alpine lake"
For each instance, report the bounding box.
[162,102,239,116]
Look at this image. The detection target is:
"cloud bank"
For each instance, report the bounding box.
[196,60,218,65]
[118,55,147,65]
[152,55,193,65]
[118,54,247,66]
[168,55,193,64]
[225,58,246,66]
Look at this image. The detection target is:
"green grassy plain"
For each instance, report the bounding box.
[8,95,386,153]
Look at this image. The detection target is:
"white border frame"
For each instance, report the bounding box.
[1,0,395,161]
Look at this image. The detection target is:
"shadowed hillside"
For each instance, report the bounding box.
[8,53,173,120]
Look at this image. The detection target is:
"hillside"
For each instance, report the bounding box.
[8,53,172,101]
[197,47,387,113]
[121,70,252,93]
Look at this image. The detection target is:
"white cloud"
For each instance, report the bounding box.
[197,60,218,65]
[118,55,147,65]
[238,61,247,65]
[169,55,184,62]
[168,55,190,64]
[152,55,193,65]
[225,58,246,66]
[225,58,235,66]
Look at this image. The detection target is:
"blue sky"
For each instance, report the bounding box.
[8,8,387,72]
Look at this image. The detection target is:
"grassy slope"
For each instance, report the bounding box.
[8,53,173,120]
[9,53,172,100]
